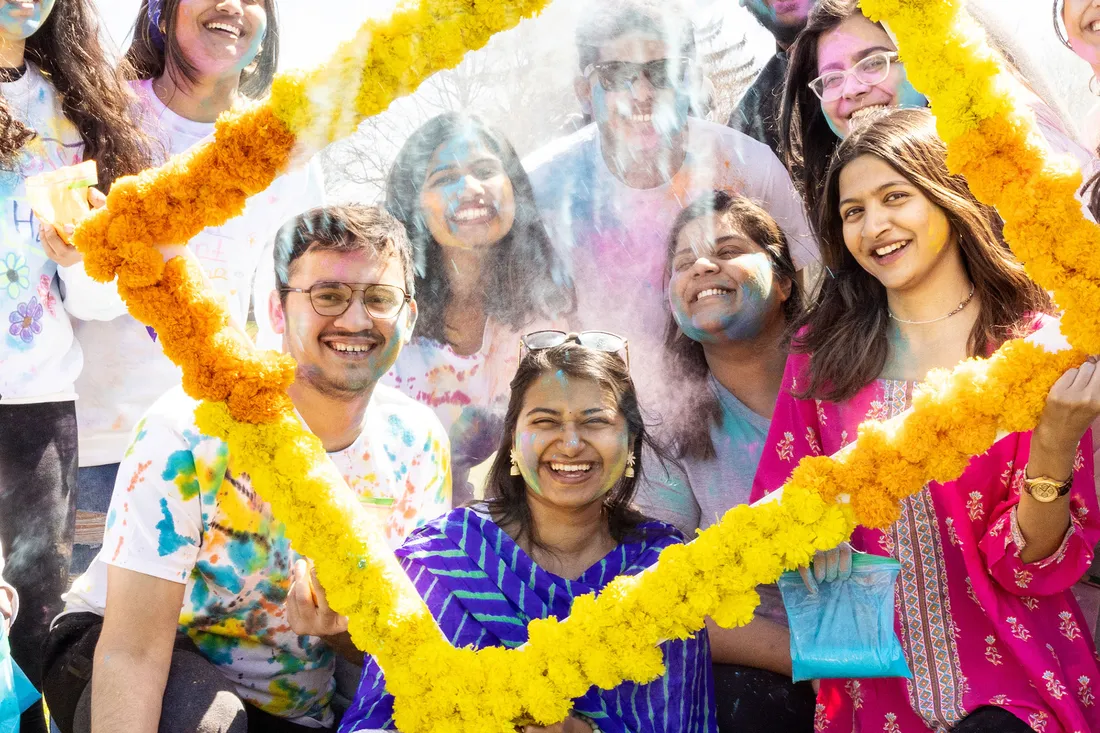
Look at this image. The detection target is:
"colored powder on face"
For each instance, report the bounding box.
[428,134,477,233]
[672,253,776,344]
[554,369,569,388]
[0,0,55,41]
[515,431,542,495]
[598,434,631,495]
[824,73,928,141]
[895,74,928,110]
[825,111,846,140]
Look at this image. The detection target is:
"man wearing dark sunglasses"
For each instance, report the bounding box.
[44,206,451,733]
[524,0,818,397]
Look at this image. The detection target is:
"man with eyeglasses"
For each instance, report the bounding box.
[41,206,451,733]
[524,0,818,403]
[731,0,817,155]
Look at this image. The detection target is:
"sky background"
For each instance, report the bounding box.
[96,0,1063,75]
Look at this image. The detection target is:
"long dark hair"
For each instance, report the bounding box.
[385,113,576,343]
[778,0,857,217]
[781,0,1075,221]
[124,0,280,100]
[0,0,151,189]
[483,343,665,548]
[661,191,803,460]
[795,108,1052,402]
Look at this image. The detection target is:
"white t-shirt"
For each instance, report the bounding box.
[524,117,818,404]
[62,385,452,726]
[0,64,127,403]
[73,79,325,466]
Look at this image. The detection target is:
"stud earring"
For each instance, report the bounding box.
[624,452,636,478]
[509,449,521,476]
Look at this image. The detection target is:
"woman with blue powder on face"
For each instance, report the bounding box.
[383,113,575,504]
[634,191,812,733]
[778,0,1097,220]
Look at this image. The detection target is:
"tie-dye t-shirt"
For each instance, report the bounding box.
[62,385,452,725]
[524,118,817,401]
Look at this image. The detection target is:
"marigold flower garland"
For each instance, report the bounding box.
[66,0,1100,728]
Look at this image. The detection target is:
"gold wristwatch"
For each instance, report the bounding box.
[1023,474,1073,503]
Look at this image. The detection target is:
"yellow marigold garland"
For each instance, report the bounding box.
[65,0,1100,728]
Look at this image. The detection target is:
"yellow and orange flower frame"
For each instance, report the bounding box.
[68,0,1100,729]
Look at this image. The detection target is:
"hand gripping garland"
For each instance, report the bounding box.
[68,0,1098,729]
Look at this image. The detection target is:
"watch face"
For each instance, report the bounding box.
[1030,481,1060,502]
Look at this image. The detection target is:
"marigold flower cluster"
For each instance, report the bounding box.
[64,0,1100,729]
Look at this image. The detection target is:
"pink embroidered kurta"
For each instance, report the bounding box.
[751,347,1100,733]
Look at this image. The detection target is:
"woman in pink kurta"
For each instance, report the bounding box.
[752,107,1100,733]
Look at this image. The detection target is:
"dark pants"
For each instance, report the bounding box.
[953,706,1036,732]
[43,612,334,733]
[0,401,78,733]
[713,663,816,732]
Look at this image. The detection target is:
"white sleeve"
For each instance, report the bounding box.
[57,262,128,321]
[101,405,205,584]
[0,540,18,624]
[756,149,820,271]
[252,158,326,352]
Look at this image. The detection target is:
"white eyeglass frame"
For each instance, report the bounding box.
[808,51,901,102]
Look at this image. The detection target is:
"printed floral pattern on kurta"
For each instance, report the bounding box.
[752,347,1100,733]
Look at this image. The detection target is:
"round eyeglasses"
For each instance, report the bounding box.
[279,282,411,319]
[808,52,900,103]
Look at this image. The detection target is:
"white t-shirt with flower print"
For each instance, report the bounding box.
[0,63,128,403]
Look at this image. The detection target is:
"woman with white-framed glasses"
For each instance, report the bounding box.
[778,0,1092,222]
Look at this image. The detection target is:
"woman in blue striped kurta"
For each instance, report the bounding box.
[340,337,716,732]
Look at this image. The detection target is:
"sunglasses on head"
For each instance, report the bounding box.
[519,330,630,369]
[583,58,691,92]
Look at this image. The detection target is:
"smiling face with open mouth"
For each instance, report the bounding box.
[815,14,921,138]
[273,246,416,399]
[513,373,631,509]
[0,0,55,41]
[838,153,955,294]
[174,0,267,82]
[419,132,516,252]
[668,212,789,345]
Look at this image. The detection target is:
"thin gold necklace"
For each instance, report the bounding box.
[888,285,975,325]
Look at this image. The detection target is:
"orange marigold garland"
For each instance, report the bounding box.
[62,0,1100,728]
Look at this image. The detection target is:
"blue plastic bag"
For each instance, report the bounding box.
[0,622,41,733]
[778,552,911,682]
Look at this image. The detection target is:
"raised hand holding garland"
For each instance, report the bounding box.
[67,0,1099,729]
